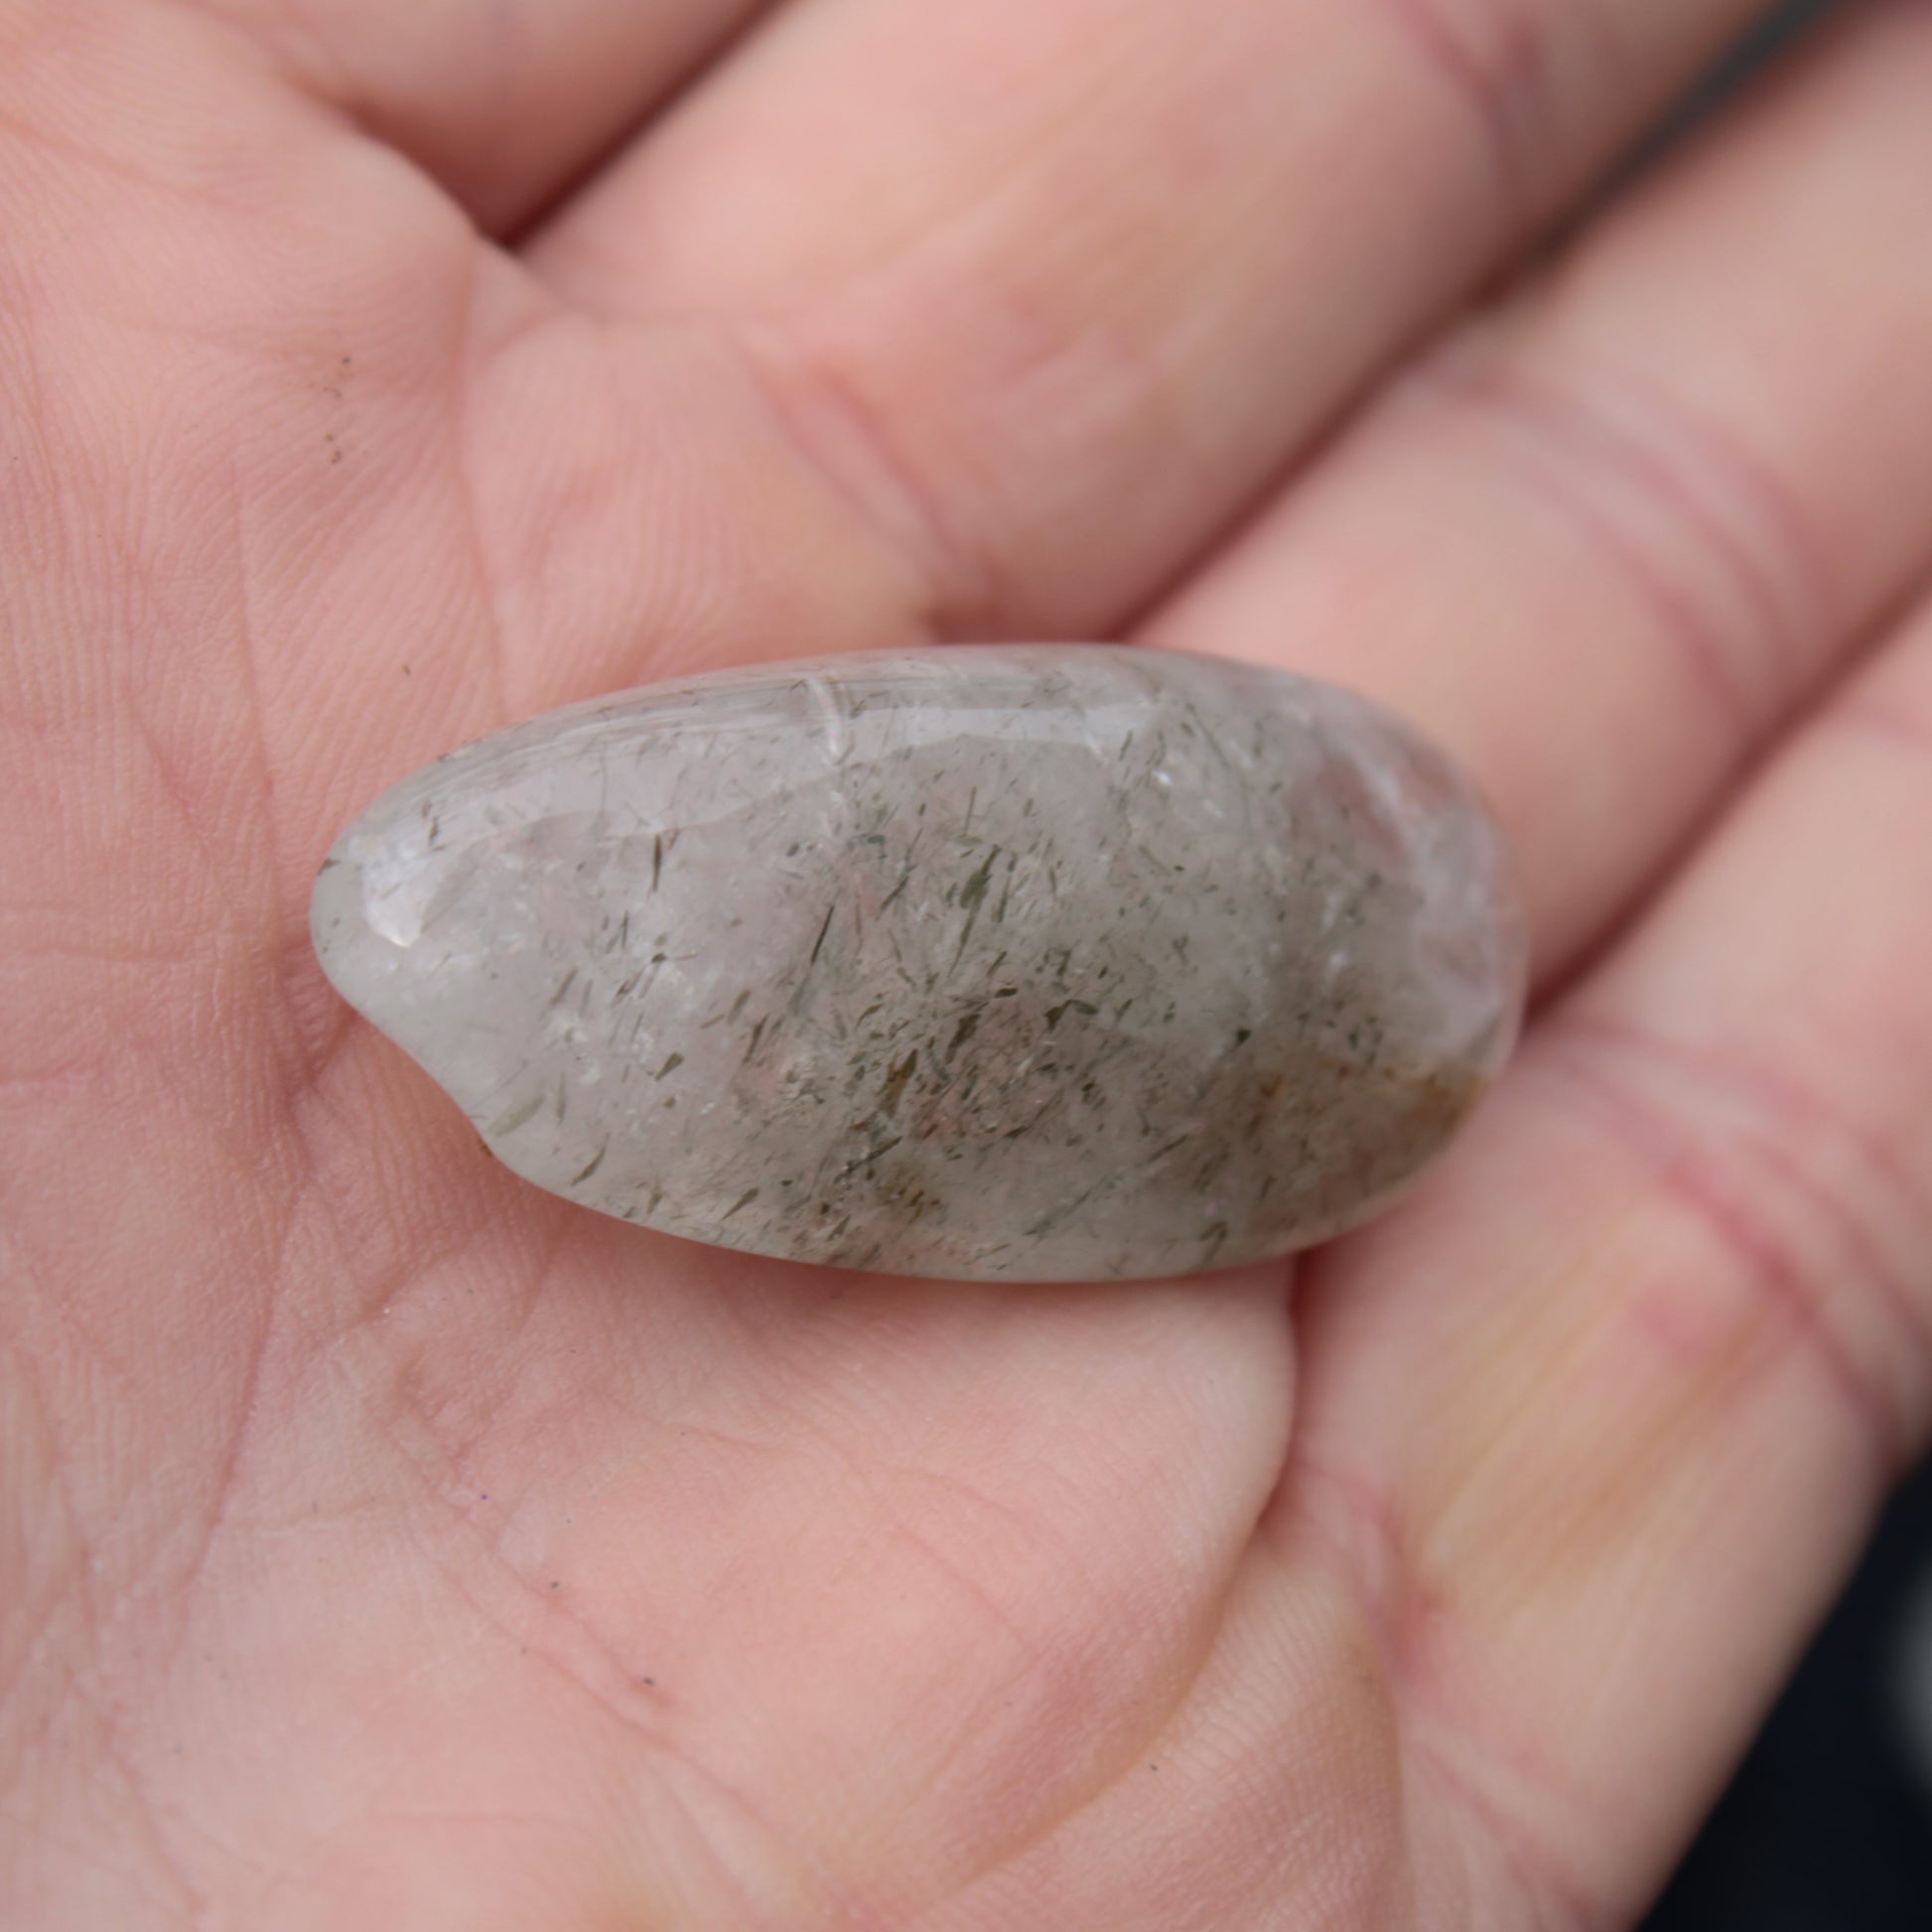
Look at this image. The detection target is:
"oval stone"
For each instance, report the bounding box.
[312,646,1525,1280]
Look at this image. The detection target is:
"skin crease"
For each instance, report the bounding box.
[4,0,1932,1926]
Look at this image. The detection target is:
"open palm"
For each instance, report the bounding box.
[8,1,1932,1925]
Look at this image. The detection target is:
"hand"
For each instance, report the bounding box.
[6,0,1931,1924]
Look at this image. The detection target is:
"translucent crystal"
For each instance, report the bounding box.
[312,646,1524,1280]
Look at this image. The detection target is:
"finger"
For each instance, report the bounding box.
[1268,582,1932,1905]
[1150,0,1932,981]
[194,0,773,231]
[530,0,1768,638]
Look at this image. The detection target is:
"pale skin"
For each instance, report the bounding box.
[6,0,1932,1923]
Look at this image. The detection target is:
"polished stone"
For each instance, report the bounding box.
[312,646,1524,1280]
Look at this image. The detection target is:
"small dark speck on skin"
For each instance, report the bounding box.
[722,1188,760,1220]
[655,1051,684,1080]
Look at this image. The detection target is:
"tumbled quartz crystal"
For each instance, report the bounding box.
[313,647,1524,1281]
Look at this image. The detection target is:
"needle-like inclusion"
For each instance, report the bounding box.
[313,646,1525,1281]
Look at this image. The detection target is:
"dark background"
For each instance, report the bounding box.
[1616,4,1932,1923]
[1642,1458,1932,1927]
